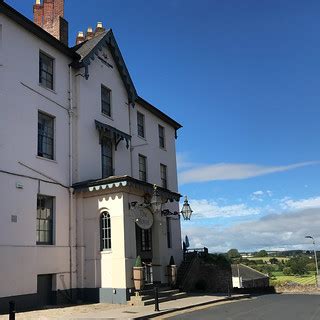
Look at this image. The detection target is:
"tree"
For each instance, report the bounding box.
[254,250,268,257]
[283,267,292,275]
[227,249,241,259]
[270,258,279,264]
[287,257,309,275]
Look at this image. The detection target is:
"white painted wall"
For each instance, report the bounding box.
[0,14,75,298]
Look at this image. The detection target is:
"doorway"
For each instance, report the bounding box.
[37,274,54,306]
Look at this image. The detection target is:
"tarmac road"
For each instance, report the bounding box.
[168,294,320,320]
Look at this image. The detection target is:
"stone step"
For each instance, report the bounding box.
[128,291,188,306]
[136,289,180,301]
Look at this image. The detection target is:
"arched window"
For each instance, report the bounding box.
[100,212,111,250]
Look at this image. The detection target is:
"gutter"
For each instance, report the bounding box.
[68,65,74,299]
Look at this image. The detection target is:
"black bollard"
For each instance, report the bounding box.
[227,282,231,297]
[154,286,160,312]
[9,301,15,320]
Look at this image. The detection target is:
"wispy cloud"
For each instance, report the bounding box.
[280,196,320,211]
[182,208,320,252]
[187,198,261,218]
[179,161,318,184]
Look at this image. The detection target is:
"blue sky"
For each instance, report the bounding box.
[8,0,320,252]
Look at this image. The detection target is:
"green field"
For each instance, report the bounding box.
[247,257,289,263]
[270,271,316,286]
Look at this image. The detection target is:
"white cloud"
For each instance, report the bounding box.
[182,208,320,252]
[281,196,320,211]
[178,161,318,184]
[187,198,260,218]
[250,190,273,201]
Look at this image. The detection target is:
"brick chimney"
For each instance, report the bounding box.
[33,0,68,46]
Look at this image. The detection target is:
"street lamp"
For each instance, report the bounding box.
[150,185,162,214]
[305,235,319,287]
[181,196,193,221]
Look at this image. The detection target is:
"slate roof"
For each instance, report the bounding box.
[231,264,269,280]
[73,31,109,59]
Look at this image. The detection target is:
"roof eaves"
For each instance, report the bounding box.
[73,29,138,103]
[0,1,80,60]
[136,96,183,131]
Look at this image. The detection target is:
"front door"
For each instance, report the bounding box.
[135,225,153,284]
[37,274,53,306]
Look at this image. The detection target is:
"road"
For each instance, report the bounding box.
[168,294,320,320]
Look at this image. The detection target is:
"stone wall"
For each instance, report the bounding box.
[182,257,232,293]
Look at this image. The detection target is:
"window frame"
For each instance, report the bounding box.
[137,112,145,138]
[141,228,152,252]
[100,211,111,251]
[101,137,113,178]
[38,111,55,160]
[158,125,165,149]
[36,195,55,245]
[160,163,168,189]
[101,85,112,117]
[39,51,54,90]
[139,154,147,182]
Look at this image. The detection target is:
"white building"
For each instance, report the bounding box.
[0,0,184,309]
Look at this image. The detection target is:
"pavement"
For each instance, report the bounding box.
[0,293,249,319]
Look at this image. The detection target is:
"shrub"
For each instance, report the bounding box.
[134,255,142,267]
[283,267,292,275]
[169,255,175,265]
[194,279,207,291]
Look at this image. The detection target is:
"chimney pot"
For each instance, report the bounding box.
[95,21,106,35]
[86,27,94,40]
[76,31,85,45]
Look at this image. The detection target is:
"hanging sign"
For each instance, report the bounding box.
[135,207,154,229]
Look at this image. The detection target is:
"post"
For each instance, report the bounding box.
[9,301,15,320]
[154,285,160,312]
[227,281,230,297]
[313,240,319,287]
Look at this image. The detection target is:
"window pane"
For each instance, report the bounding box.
[39,52,54,90]
[36,195,54,245]
[38,112,54,160]
[101,138,113,178]
[139,155,147,182]
[100,212,111,250]
[159,125,165,148]
[137,112,145,138]
[101,86,111,116]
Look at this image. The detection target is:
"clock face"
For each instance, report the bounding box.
[135,207,154,230]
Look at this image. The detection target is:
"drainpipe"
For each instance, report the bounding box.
[128,100,133,177]
[68,65,74,300]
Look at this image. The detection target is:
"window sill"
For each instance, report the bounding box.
[36,155,58,164]
[101,112,114,121]
[137,135,147,141]
[101,250,112,254]
[159,146,167,152]
[36,244,55,247]
[38,83,57,95]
